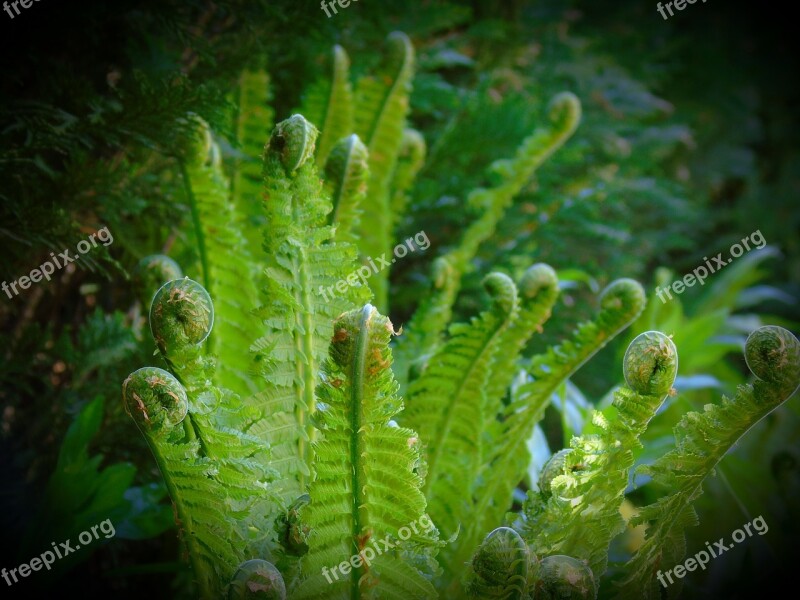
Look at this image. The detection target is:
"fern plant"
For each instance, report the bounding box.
[122,33,800,599]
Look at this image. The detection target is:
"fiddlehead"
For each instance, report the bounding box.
[325,133,369,243]
[228,560,286,600]
[150,278,214,354]
[464,527,536,600]
[535,555,594,600]
[123,367,188,437]
[269,114,318,174]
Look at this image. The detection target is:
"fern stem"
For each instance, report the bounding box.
[179,161,210,295]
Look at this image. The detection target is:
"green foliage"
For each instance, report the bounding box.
[251,115,370,503]
[616,326,800,599]
[293,305,439,599]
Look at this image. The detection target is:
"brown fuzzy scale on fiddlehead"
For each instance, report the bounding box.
[535,555,594,600]
[149,278,214,355]
[132,255,183,307]
[623,331,679,397]
[745,325,800,385]
[266,114,319,174]
[465,527,537,599]
[228,559,286,600]
[123,367,188,436]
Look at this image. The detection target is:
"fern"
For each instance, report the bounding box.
[301,45,355,169]
[353,32,415,311]
[616,326,800,599]
[393,92,581,390]
[505,332,674,599]
[292,305,439,599]
[403,272,518,541]
[389,128,426,227]
[251,114,370,502]
[442,279,646,584]
[177,115,261,397]
[325,133,370,244]
[125,278,279,599]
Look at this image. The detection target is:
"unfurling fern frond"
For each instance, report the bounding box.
[228,559,287,600]
[389,128,426,227]
[448,279,645,578]
[251,115,370,502]
[125,281,279,598]
[393,93,581,389]
[353,32,415,312]
[176,114,261,397]
[616,326,800,599]
[231,69,274,253]
[519,331,678,595]
[300,45,354,169]
[325,134,369,244]
[403,273,518,541]
[132,254,183,308]
[293,305,439,600]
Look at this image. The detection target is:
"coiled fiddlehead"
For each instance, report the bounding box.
[535,555,594,600]
[150,278,214,353]
[132,255,183,307]
[538,449,572,498]
[228,560,286,600]
[325,133,369,243]
[123,367,188,437]
[268,114,318,174]
[623,331,678,397]
[465,527,536,600]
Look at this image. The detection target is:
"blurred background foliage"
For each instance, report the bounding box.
[0,0,797,597]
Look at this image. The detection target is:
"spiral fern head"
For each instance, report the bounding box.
[535,555,594,600]
[325,134,369,186]
[176,112,212,166]
[539,449,572,498]
[432,257,455,290]
[123,367,188,435]
[267,114,318,173]
[547,92,582,133]
[745,325,800,385]
[132,255,183,306]
[483,272,518,316]
[465,526,533,598]
[623,331,678,396]
[518,264,559,300]
[228,559,286,600]
[279,494,310,557]
[149,278,214,354]
[599,278,646,317]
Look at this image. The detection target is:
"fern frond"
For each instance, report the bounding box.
[231,69,274,253]
[251,115,370,502]
[353,32,415,311]
[389,128,426,225]
[463,527,534,600]
[403,273,519,540]
[519,331,679,594]
[293,305,439,599]
[177,115,261,396]
[325,134,369,244]
[126,281,280,598]
[393,93,581,388]
[448,280,645,579]
[300,45,354,169]
[616,326,800,599]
